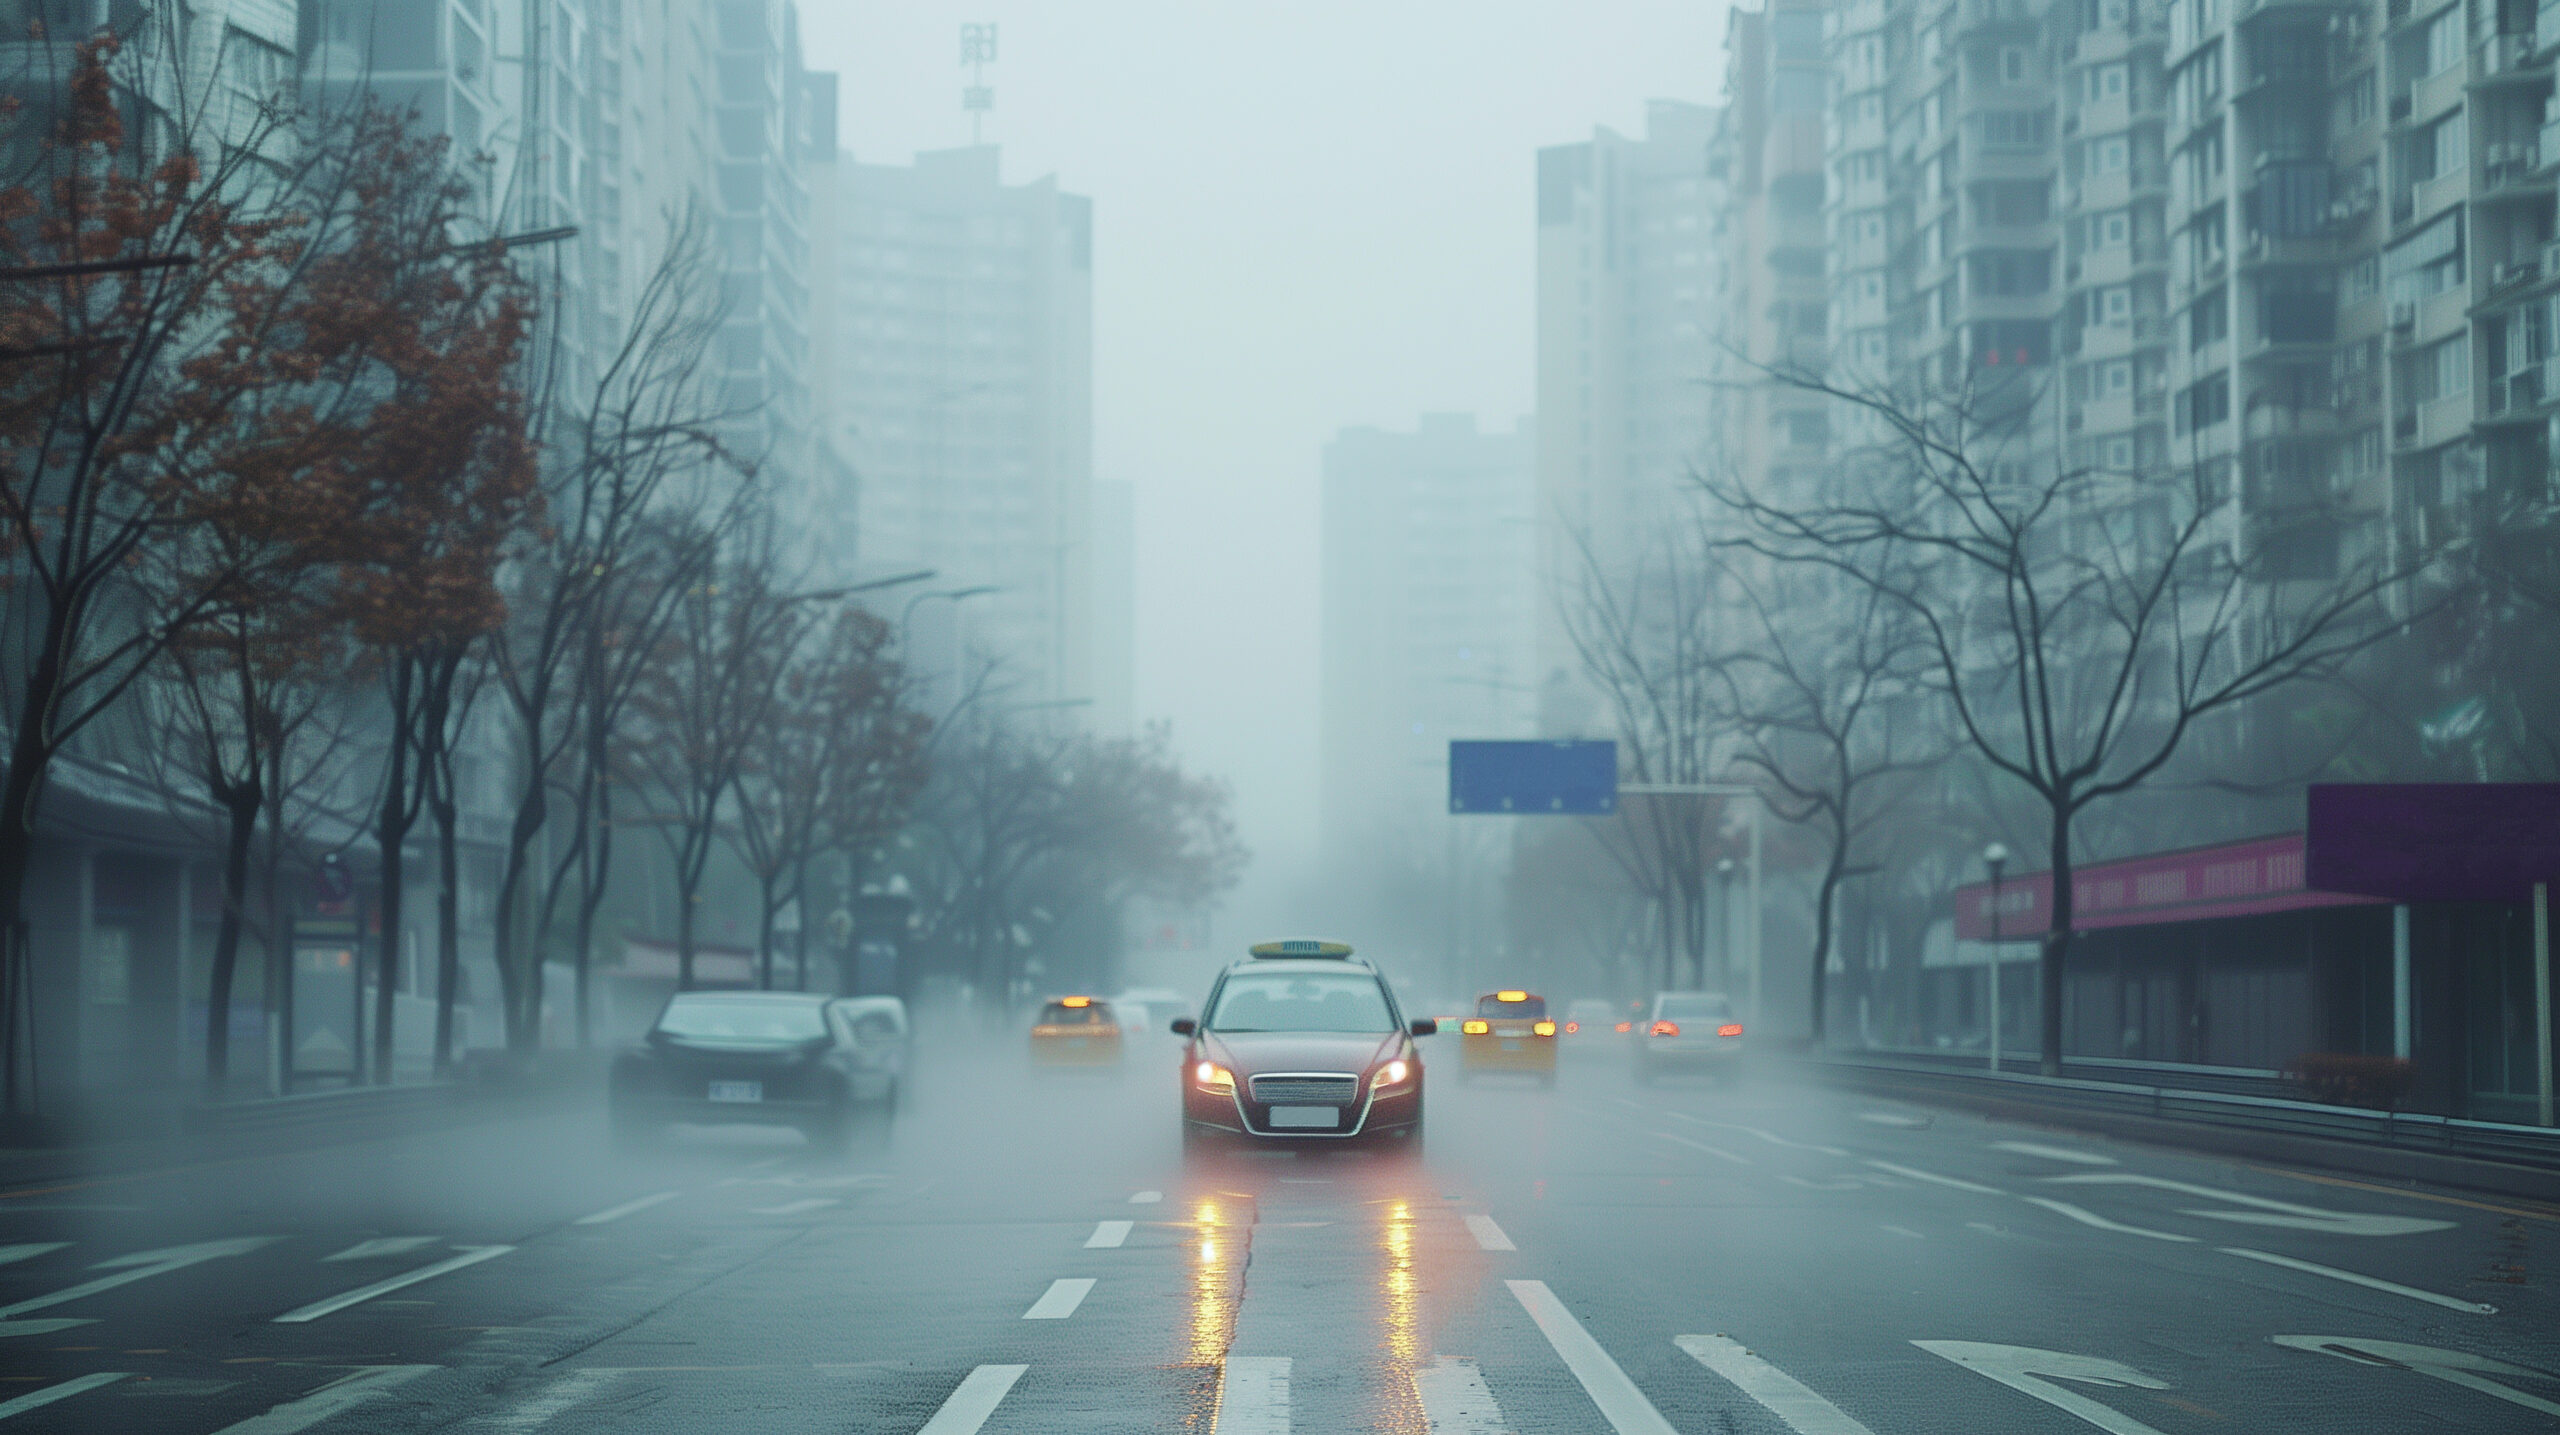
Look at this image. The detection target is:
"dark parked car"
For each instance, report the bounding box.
[1172,940,1435,1157]
[610,991,899,1151]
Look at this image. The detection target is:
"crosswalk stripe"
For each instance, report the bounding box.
[1022,1277,1094,1319]
[0,1372,129,1421]
[209,1365,437,1434]
[916,1364,1028,1435]
[1213,1356,1291,1435]
[1087,1220,1134,1248]
[1464,1215,1516,1251]
[1413,1356,1510,1434]
[1676,1334,1879,1434]
[1507,1280,1678,1435]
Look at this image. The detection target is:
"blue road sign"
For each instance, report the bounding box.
[1449,740,1618,815]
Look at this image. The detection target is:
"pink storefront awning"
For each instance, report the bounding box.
[1952,832,2385,941]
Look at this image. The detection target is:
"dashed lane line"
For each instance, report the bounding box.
[918,1364,1028,1435]
[1677,1334,1880,1435]
[0,1244,66,1268]
[1856,1111,1927,1128]
[2017,1197,2197,1244]
[1666,1113,1851,1156]
[1412,1356,1510,1434]
[1464,1214,1516,1251]
[1130,1190,1164,1204]
[273,1246,513,1323]
[1086,1220,1134,1249]
[1880,1225,1926,1240]
[1657,1133,1753,1166]
[1994,1141,2115,1165]
[323,1236,443,1263]
[1213,1356,1291,1435]
[748,1198,840,1217]
[0,1372,129,1421]
[483,1370,619,1434]
[1864,1161,1999,1195]
[208,1365,437,1435]
[574,1192,681,1226]
[1022,1277,1094,1320]
[1508,1280,1679,1435]
[2220,1247,2498,1315]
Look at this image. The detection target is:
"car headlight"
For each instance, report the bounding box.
[1373,1058,1410,1089]
[1194,1061,1235,1092]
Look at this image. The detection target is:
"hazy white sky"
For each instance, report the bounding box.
[800,3,1727,922]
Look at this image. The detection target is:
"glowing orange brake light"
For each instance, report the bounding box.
[1651,1020,1680,1037]
[1532,1020,1557,1037]
[1496,990,1529,1003]
[1461,1019,1490,1035]
[1061,996,1091,1008]
[1719,1023,1745,1037]
[1614,1021,1632,1033]
[1565,1021,1580,1034]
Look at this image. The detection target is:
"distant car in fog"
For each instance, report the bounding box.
[1459,990,1558,1085]
[609,992,900,1151]
[1562,998,1620,1042]
[1110,986,1191,1040]
[1172,940,1434,1156]
[1633,991,1745,1084]
[1030,995,1123,1066]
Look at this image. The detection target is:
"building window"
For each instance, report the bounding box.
[1978,110,2051,149]
[2001,47,2031,83]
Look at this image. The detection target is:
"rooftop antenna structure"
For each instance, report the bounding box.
[961,22,997,145]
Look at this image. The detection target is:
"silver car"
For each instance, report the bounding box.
[1632,991,1745,1084]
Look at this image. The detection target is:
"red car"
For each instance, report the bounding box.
[1170,941,1436,1157]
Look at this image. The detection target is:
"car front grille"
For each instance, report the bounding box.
[1248,1074,1359,1106]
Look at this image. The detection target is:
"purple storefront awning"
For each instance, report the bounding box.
[2305,783,2560,903]
[1952,832,2383,941]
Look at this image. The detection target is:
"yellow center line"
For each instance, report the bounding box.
[2242,1163,2560,1224]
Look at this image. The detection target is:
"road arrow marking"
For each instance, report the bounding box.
[0,1237,277,1336]
[2273,1336,2559,1417]
[274,1245,512,1323]
[2043,1174,2452,1236]
[323,1236,443,1263]
[2228,1250,2496,1314]
[2017,1197,2197,1243]
[1914,1341,2173,1434]
[0,1371,130,1421]
[208,1365,437,1434]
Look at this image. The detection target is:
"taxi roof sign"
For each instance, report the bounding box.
[1248,940,1355,959]
[1493,990,1532,1003]
[1059,995,1092,1007]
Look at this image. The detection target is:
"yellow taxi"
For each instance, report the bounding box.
[1029,995,1122,1066]
[1458,990,1558,1085]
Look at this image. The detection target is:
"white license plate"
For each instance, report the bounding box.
[1501,1040,1523,1051]
[707,1080,762,1103]
[1268,1106,1337,1128]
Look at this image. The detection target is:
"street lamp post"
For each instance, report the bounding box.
[1714,857,1738,990]
[1983,842,2009,1073]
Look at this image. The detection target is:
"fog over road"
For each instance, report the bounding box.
[2,1020,2552,1433]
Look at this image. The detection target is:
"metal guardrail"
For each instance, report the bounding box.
[1817,1053,2560,1176]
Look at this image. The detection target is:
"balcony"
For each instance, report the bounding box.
[2484,362,2547,416]
[2472,32,2550,83]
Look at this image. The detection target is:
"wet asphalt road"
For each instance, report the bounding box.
[2,1027,2555,1433]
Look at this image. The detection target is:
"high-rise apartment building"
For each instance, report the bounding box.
[1319,415,1539,858]
[814,146,1096,709]
[1534,102,1724,731]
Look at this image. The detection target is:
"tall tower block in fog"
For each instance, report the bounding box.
[812,147,1096,709]
[1533,102,1723,733]
[1319,415,1538,861]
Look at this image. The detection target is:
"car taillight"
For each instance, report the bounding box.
[1719,1023,1744,1038]
[1462,1019,1490,1035]
[1565,1021,1580,1034]
[1651,1020,1680,1037]
[1532,1020,1557,1037]
[1615,1021,1632,1033]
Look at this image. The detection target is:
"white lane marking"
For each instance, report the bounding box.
[1412,1356,1510,1434]
[2017,1197,2197,1243]
[0,1236,278,1335]
[1880,1225,1926,1240]
[1677,1333,1879,1434]
[1914,1341,2173,1435]
[1507,1280,1679,1435]
[273,1245,513,1323]
[1130,1190,1164,1204]
[1864,1161,1999,1194]
[1464,1214,1516,1251]
[1964,1222,2006,1237]
[1667,1113,1851,1156]
[1994,1141,2115,1165]
[2043,1174,2453,1237]
[208,1365,438,1435]
[1857,1111,1926,1127]
[1022,1277,1095,1319]
[0,1244,67,1269]
[1658,1133,1753,1166]
[1779,1175,1864,1191]
[2273,1336,2560,1417]
[1087,1220,1134,1249]
[484,1370,618,1434]
[2224,1248,2496,1314]
[323,1236,443,1263]
[918,1364,1030,1435]
[1214,1355,1291,1435]
[0,1371,130,1421]
[749,1198,840,1216]
[574,1191,681,1226]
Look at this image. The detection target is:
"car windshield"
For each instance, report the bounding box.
[1038,1001,1113,1026]
[1207,972,1396,1032]
[1477,994,1546,1019]
[655,999,826,1041]
[1658,996,1734,1023]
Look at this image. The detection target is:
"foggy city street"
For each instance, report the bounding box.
[3,0,2560,1432]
